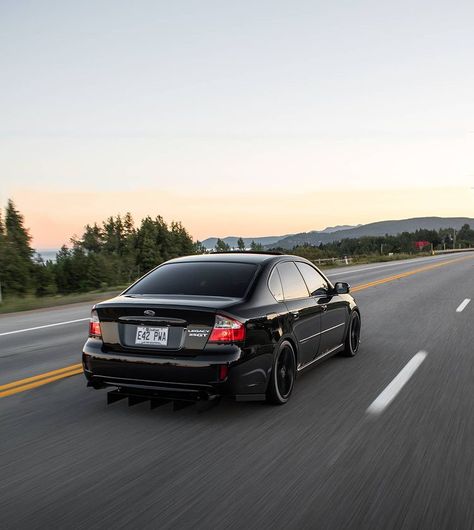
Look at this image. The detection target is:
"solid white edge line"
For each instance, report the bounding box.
[367,351,427,416]
[0,318,89,337]
[456,299,471,313]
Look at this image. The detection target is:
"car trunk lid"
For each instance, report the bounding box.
[96,295,240,354]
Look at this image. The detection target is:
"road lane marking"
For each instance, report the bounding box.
[0,254,471,398]
[0,364,83,398]
[456,299,471,313]
[352,256,472,292]
[367,351,427,416]
[0,363,83,391]
[0,318,89,337]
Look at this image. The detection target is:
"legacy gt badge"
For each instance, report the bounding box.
[144,310,155,316]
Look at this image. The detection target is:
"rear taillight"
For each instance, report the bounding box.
[209,314,246,343]
[89,309,102,339]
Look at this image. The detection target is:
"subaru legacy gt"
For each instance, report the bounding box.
[83,252,361,405]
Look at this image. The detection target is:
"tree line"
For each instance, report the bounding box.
[272,226,474,261]
[0,200,197,298]
[1,199,474,299]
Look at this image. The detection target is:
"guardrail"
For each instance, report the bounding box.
[312,257,353,266]
[311,249,474,267]
[434,248,474,254]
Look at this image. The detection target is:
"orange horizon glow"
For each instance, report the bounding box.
[8,186,474,249]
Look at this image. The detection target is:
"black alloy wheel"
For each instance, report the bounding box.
[267,341,296,405]
[342,311,361,357]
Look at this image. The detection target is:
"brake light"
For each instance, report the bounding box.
[89,309,102,339]
[209,314,245,343]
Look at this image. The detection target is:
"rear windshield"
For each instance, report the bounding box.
[126,262,258,298]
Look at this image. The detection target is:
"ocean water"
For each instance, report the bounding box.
[35,249,59,263]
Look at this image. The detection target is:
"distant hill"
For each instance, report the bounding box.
[268,217,474,249]
[318,224,361,234]
[201,225,360,250]
[201,236,287,250]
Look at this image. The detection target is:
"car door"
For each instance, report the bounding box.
[276,261,323,369]
[296,262,348,356]
[319,292,349,354]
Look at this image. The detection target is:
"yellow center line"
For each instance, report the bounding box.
[352,255,472,292]
[0,367,83,398]
[0,363,82,392]
[0,254,472,398]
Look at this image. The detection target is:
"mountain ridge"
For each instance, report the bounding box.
[201,225,361,250]
[201,217,474,250]
[268,217,474,249]
[201,224,359,249]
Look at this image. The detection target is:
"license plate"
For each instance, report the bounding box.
[135,326,169,346]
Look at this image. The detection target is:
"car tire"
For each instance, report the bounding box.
[266,340,296,405]
[341,310,361,357]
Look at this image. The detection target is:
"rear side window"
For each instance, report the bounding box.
[126,262,258,298]
[268,268,284,301]
[277,262,309,300]
[295,262,328,296]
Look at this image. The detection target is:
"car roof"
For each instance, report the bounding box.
[167,252,292,265]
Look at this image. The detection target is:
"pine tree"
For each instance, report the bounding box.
[54,245,72,293]
[169,221,195,258]
[123,212,135,238]
[153,215,170,261]
[215,239,230,252]
[194,241,207,254]
[136,217,163,274]
[1,200,34,295]
[5,199,33,261]
[237,237,245,251]
[250,240,263,251]
[82,223,103,253]
[102,216,118,254]
[0,210,5,291]
[122,212,137,281]
[33,256,58,297]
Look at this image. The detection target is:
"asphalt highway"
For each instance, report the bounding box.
[1,252,474,529]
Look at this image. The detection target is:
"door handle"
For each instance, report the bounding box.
[291,311,300,320]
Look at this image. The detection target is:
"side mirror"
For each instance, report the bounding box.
[334,282,350,295]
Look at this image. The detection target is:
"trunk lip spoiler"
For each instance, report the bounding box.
[117,316,187,326]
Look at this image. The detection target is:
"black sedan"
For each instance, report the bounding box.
[83,252,361,405]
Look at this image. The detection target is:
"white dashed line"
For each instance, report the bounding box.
[367,351,427,416]
[0,318,89,337]
[456,299,471,313]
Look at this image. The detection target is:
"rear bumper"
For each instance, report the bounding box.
[82,339,271,401]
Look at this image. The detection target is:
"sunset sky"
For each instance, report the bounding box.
[1,0,473,248]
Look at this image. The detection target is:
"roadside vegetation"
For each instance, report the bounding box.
[0,199,197,310]
[0,287,128,314]
[1,199,474,313]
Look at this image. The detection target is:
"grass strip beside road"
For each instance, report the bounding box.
[0,287,127,315]
[0,254,472,399]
